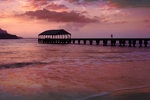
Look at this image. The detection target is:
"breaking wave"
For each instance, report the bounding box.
[0,62,54,70]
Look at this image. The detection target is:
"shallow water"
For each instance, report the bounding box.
[0,39,150,100]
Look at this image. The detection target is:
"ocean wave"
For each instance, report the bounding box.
[0,62,48,70]
[0,59,77,70]
[82,50,132,54]
[76,92,110,100]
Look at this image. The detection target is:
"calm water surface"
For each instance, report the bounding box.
[0,39,150,100]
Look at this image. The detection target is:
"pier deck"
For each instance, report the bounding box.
[38,38,150,47]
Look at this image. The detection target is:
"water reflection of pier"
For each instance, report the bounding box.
[38,38,150,47]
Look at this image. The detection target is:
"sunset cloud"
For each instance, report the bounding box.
[66,0,150,8]
[106,0,150,8]
[44,3,69,12]
[0,0,15,2]
[19,0,51,10]
[59,23,85,31]
[66,0,79,3]
[15,9,100,23]
[111,21,127,24]
[2,0,150,9]
[144,20,150,23]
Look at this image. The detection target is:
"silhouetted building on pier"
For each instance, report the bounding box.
[38,29,71,39]
[38,29,71,44]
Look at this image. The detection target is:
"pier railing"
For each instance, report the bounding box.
[38,38,150,47]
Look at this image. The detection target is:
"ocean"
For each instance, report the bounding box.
[0,39,150,100]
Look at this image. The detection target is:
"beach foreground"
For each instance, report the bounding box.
[0,39,150,100]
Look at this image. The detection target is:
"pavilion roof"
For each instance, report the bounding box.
[39,29,71,35]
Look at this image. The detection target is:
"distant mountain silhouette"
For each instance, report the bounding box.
[0,28,20,39]
[0,28,8,34]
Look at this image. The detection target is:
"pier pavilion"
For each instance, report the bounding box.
[38,29,71,44]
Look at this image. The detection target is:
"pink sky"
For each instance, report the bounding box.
[0,0,150,38]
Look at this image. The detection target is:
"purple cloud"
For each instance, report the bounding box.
[59,23,85,31]
[144,20,150,23]
[106,0,150,8]
[44,3,69,11]
[15,9,100,23]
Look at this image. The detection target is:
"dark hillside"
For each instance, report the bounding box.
[0,34,19,39]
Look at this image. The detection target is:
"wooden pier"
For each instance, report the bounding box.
[38,38,150,47]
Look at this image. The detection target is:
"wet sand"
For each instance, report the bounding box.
[80,86,150,100]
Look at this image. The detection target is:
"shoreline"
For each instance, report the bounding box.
[77,85,150,100]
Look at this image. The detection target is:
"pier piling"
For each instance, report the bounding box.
[139,40,142,47]
[103,40,108,46]
[96,40,100,45]
[119,40,122,46]
[73,40,75,44]
[133,40,136,47]
[129,40,132,47]
[144,40,148,47]
[78,40,80,44]
[122,40,125,46]
[89,40,93,45]
[84,40,86,45]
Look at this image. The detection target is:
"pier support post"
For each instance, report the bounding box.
[133,40,136,47]
[103,40,107,46]
[66,39,69,44]
[122,40,125,46]
[139,40,142,47]
[111,40,114,46]
[69,39,72,44]
[89,40,93,45]
[129,40,132,47]
[62,39,64,44]
[144,40,148,47]
[59,39,61,44]
[78,40,80,44]
[113,40,116,46]
[84,40,86,45]
[119,40,122,46]
[96,40,100,45]
[54,39,56,44]
[61,39,63,44]
[58,39,60,44]
[73,40,75,44]
[68,39,71,44]
[64,39,66,44]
